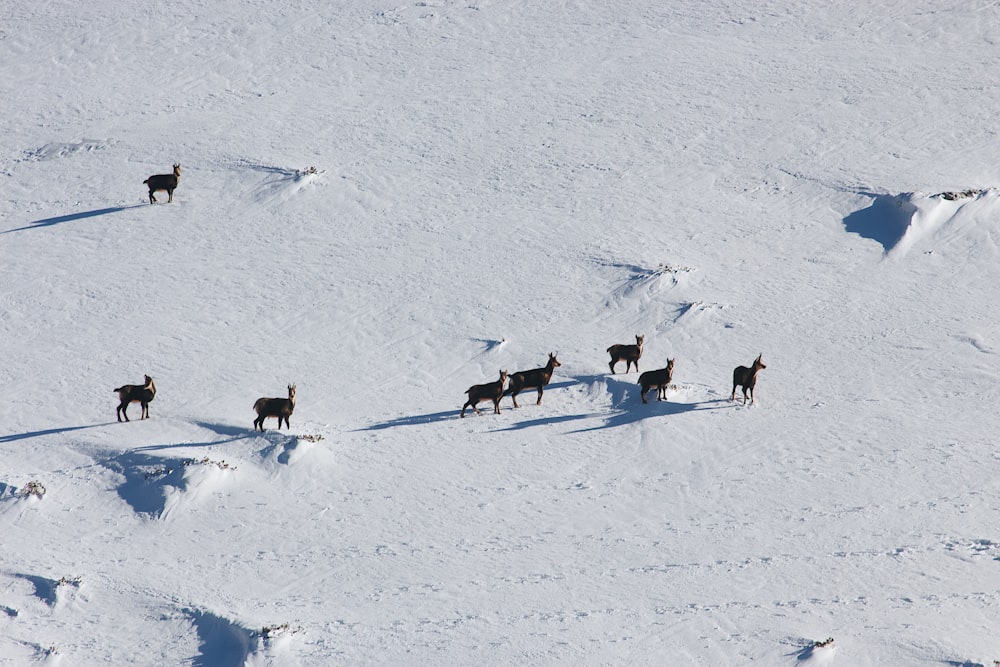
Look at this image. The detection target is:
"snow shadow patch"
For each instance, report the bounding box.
[842,193,914,253]
[0,422,110,443]
[3,205,144,234]
[257,432,314,465]
[106,451,235,519]
[105,452,190,518]
[359,409,461,430]
[14,574,60,607]
[193,421,252,437]
[567,375,729,433]
[184,608,253,667]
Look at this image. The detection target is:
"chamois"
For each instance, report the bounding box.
[508,353,561,408]
[607,334,644,374]
[731,354,766,404]
[143,164,181,204]
[638,359,675,404]
[461,370,508,417]
[253,384,296,431]
[114,375,156,422]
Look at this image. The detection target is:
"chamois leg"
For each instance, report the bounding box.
[167,189,174,203]
[117,404,128,422]
[536,387,544,405]
[609,360,617,374]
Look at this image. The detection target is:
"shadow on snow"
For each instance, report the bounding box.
[565,374,731,433]
[184,608,253,667]
[2,205,145,234]
[14,574,60,606]
[0,422,114,443]
[360,375,734,432]
[842,191,911,254]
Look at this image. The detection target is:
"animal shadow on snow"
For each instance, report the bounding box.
[193,421,255,440]
[361,379,585,430]
[125,423,250,454]
[490,380,596,432]
[184,608,253,667]
[567,374,729,433]
[0,422,113,443]
[360,409,462,430]
[2,205,145,234]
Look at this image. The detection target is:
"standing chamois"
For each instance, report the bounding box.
[114,375,156,422]
[731,354,766,405]
[461,370,508,417]
[508,353,561,408]
[607,334,644,374]
[143,164,181,204]
[253,384,296,431]
[638,359,675,404]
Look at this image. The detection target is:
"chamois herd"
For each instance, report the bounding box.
[133,168,766,426]
[461,339,765,417]
[113,341,764,428]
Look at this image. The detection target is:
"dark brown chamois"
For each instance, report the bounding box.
[607,334,644,374]
[638,359,675,404]
[461,370,508,417]
[143,163,181,204]
[731,354,766,404]
[508,353,561,408]
[253,384,296,431]
[114,374,156,422]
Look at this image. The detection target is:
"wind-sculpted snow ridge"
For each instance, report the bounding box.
[844,188,998,259]
[256,430,324,467]
[221,158,326,207]
[176,608,304,666]
[9,574,83,611]
[106,452,236,520]
[183,608,254,667]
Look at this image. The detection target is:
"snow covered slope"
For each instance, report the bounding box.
[2,1,1000,664]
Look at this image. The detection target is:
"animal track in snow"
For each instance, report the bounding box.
[20,139,114,162]
[943,538,1000,560]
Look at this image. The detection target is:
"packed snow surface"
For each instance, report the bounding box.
[2,1,1000,664]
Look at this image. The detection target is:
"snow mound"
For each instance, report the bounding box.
[844,188,999,259]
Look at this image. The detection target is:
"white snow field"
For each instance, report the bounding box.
[2,1,1000,664]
